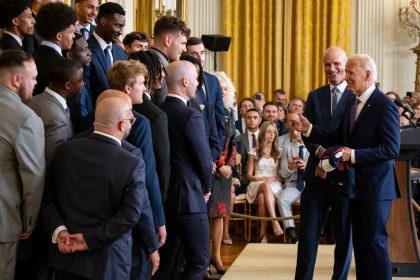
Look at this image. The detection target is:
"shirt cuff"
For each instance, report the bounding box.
[351,149,356,164]
[303,124,313,137]
[52,225,68,243]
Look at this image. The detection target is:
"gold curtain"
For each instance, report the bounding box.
[221,0,351,102]
[135,0,155,36]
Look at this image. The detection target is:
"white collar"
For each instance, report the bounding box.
[4,31,22,46]
[247,129,259,136]
[357,83,376,104]
[44,87,67,109]
[77,23,91,31]
[329,80,347,93]
[40,41,62,56]
[167,93,187,105]
[93,31,112,52]
[93,131,121,145]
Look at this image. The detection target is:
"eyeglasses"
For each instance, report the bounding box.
[122,118,136,125]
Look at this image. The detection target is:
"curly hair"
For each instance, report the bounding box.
[154,16,190,38]
[129,51,163,91]
[0,0,31,29]
[36,2,77,40]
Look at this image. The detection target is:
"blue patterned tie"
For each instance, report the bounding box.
[104,46,111,70]
[331,87,339,114]
[80,28,89,40]
[296,145,305,191]
[349,99,361,131]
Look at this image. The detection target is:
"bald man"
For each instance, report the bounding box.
[154,61,213,280]
[42,96,158,279]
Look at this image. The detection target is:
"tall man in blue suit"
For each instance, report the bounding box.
[299,54,400,280]
[295,46,355,280]
[186,37,225,161]
[87,2,126,104]
[154,61,213,280]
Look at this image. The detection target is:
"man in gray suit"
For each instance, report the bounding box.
[29,58,84,164]
[0,49,45,280]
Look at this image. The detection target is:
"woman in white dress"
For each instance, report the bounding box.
[246,121,283,243]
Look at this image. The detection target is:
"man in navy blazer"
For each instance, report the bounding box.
[87,2,127,104]
[187,37,226,160]
[42,97,159,280]
[295,47,355,280]
[154,61,213,280]
[300,54,400,280]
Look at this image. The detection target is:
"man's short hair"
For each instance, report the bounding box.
[153,15,190,38]
[263,101,279,111]
[186,36,202,47]
[0,0,31,29]
[274,88,285,95]
[245,108,261,116]
[97,2,125,21]
[49,58,82,86]
[108,60,148,91]
[0,49,33,71]
[123,32,149,46]
[36,2,77,40]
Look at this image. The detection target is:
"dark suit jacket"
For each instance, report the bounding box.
[87,35,126,103]
[133,95,170,203]
[308,87,401,201]
[33,45,64,95]
[42,133,157,280]
[235,117,244,134]
[161,96,213,215]
[191,72,226,161]
[303,85,356,197]
[126,111,165,228]
[235,132,252,189]
[0,33,24,51]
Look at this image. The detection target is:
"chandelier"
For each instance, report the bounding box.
[398,0,420,40]
[155,0,177,18]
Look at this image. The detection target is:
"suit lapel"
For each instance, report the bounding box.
[41,92,74,132]
[350,89,379,135]
[89,37,108,73]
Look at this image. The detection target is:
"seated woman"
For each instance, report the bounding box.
[246,121,283,243]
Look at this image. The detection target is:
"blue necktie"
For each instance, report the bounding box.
[296,145,305,191]
[104,46,111,70]
[80,28,89,40]
[331,87,339,114]
[349,99,361,131]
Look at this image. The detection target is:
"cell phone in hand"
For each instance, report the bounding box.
[255,94,262,101]
[407,91,412,98]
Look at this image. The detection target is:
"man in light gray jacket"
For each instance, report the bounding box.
[0,49,45,280]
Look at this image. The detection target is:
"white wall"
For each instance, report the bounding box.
[351,0,417,96]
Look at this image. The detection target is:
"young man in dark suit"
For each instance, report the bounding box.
[33,2,78,95]
[0,0,35,51]
[295,46,355,280]
[75,0,99,41]
[87,1,127,103]
[299,53,400,280]
[154,60,213,280]
[42,96,159,280]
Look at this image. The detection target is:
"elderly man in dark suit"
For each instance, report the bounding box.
[299,53,400,280]
[42,96,159,280]
[87,2,127,103]
[154,60,213,280]
[33,2,78,96]
[295,46,355,280]
[0,50,45,280]
[0,0,35,51]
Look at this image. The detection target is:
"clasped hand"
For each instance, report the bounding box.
[57,230,88,254]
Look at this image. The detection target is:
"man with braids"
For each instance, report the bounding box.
[87,1,127,104]
[149,15,190,105]
[33,2,78,95]
[129,50,170,205]
[0,0,35,51]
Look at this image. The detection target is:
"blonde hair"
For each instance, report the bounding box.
[213,71,237,110]
[256,121,281,163]
[108,60,148,91]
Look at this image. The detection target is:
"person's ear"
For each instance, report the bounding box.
[164,34,171,47]
[64,80,72,91]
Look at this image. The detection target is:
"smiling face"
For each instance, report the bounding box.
[345,57,372,96]
[99,13,125,43]
[323,47,347,86]
[76,0,99,26]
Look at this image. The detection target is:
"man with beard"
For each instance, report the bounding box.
[87,1,126,104]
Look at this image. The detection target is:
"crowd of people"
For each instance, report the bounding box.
[0,1,412,280]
